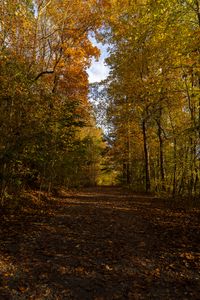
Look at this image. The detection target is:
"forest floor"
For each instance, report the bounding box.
[0,186,200,300]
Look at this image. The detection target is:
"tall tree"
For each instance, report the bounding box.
[0,0,106,204]
[100,0,200,196]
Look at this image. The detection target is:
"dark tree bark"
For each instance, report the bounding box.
[156,108,165,191]
[142,120,151,192]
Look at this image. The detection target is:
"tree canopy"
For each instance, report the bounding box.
[0,0,199,206]
[99,0,200,197]
[0,0,107,205]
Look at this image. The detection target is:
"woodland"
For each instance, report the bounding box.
[0,0,200,202]
[92,0,200,197]
[0,0,200,299]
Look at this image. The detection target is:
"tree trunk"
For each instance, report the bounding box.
[172,138,177,197]
[156,108,165,191]
[142,120,151,192]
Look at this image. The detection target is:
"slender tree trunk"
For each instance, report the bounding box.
[172,138,177,197]
[178,145,189,195]
[156,108,165,191]
[126,122,131,185]
[124,96,131,185]
[142,120,151,192]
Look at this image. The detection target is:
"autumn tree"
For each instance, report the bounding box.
[100,0,200,197]
[0,0,106,204]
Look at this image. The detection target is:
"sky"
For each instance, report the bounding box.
[87,37,110,83]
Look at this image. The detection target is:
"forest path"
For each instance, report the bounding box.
[0,186,199,299]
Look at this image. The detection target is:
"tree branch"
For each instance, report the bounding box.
[34,70,54,81]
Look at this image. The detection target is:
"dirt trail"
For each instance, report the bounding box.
[0,186,200,299]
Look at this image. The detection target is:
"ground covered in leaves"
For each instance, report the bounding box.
[0,187,200,299]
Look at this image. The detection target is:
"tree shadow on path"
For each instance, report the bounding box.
[0,187,199,299]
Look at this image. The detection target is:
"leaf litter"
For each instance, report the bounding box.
[0,187,199,299]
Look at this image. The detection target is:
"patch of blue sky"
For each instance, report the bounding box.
[87,36,110,83]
